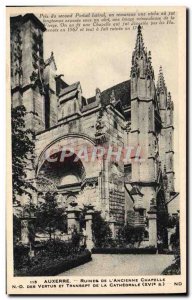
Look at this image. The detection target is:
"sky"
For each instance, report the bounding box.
[39,13,179,191]
[41,22,178,101]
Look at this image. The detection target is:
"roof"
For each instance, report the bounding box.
[59,81,80,97]
[81,99,100,112]
[11,14,46,32]
[56,76,69,96]
[87,80,131,110]
[60,89,78,102]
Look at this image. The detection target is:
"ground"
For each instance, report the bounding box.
[60,254,174,276]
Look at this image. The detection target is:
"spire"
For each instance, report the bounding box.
[131,25,154,80]
[157,66,167,94]
[134,25,145,57]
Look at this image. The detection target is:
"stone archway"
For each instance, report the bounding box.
[37,151,86,187]
[35,135,101,209]
[36,133,97,175]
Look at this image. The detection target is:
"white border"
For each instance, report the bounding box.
[0,1,191,299]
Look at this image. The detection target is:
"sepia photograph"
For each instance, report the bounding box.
[6,6,186,294]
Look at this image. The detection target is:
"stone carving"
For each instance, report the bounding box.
[162,165,168,190]
[125,121,131,133]
[95,109,107,144]
[30,69,45,94]
[30,70,39,83]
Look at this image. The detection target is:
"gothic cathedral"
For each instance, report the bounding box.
[11,14,178,248]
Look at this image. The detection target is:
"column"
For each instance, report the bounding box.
[67,201,80,234]
[147,206,157,248]
[108,216,116,238]
[84,205,94,251]
[168,228,174,251]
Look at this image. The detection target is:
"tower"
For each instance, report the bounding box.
[130,25,158,246]
[11,14,46,132]
[44,52,58,128]
[157,67,175,196]
[11,14,49,215]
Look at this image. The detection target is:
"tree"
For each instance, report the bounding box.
[13,215,21,245]
[170,216,180,269]
[11,105,36,203]
[118,224,145,247]
[162,216,180,275]
[170,217,180,250]
[35,192,67,240]
[92,212,112,247]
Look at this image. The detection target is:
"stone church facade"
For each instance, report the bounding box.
[11,14,178,247]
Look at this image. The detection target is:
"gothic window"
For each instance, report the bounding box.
[132,73,136,78]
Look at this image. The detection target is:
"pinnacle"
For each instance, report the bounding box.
[134,25,145,56]
[157,66,166,91]
[138,24,142,35]
[168,91,171,99]
[167,91,173,110]
[131,26,154,79]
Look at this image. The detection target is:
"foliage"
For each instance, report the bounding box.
[156,210,169,248]
[14,244,30,270]
[162,216,180,275]
[170,220,180,250]
[13,215,21,245]
[14,239,91,276]
[161,259,181,275]
[92,246,157,254]
[92,212,112,248]
[11,105,36,203]
[14,248,91,276]
[35,192,67,239]
[22,201,37,218]
[71,227,81,251]
[118,224,145,247]
[170,216,180,272]
[43,238,82,257]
